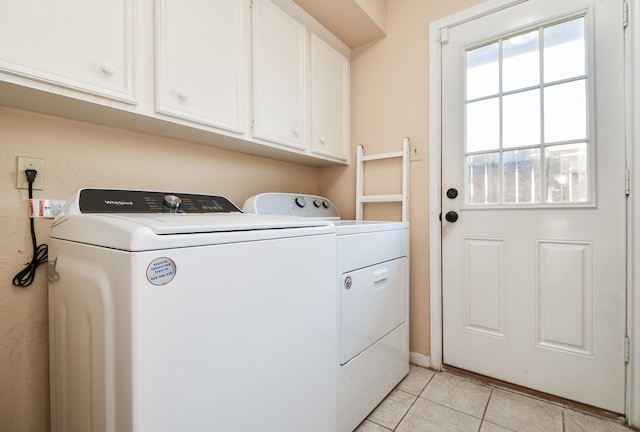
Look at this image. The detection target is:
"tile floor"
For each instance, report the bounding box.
[355,366,635,432]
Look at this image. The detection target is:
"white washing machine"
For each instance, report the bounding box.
[48,189,337,432]
[243,193,410,432]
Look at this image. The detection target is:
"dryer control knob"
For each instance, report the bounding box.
[313,199,322,208]
[163,194,182,210]
[295,196,307,208]
[322,200,330,209]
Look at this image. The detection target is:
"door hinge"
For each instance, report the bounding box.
[625,170,631,196]
[439,28,450,45]
[625,336,630,363]
[624,0,629,29]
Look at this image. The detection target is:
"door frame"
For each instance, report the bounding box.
[428,0,640,426]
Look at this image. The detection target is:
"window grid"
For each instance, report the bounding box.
[463,15,590,207]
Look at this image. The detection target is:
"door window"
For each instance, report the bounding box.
[465,16,590,206]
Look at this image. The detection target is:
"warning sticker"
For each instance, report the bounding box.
[146,257,177,286]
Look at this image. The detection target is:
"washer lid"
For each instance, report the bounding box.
[50,189,334,251]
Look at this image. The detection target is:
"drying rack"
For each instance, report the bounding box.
[355,137,409,221]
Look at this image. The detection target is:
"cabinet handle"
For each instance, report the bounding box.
[291,127,301,136]
[101,62,115,75]
[178,89,189,101]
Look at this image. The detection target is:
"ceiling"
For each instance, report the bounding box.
[292,0,387,48]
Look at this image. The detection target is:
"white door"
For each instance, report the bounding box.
[310,33,349,161]
[252,0,307,150]
[155,0,248,134]
[0,0,135,102]
[441,0,627,412]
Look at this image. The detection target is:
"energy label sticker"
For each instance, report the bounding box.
[146,257,176,286]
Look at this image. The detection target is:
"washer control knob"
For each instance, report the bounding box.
[163,194,182,210]
[294,196,307,208]
[313,199,322,208]
[322,200,330,209]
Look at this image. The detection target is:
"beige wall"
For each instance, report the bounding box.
[0,1,490,431]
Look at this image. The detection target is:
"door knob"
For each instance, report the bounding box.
[445,211,459,223]
[446,188,458,199]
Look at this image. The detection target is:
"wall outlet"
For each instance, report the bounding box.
[16,157,44,190]
[410,138,423,161]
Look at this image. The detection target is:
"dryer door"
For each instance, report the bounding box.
[340,257,408,365]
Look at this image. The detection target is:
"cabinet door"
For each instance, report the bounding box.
[0,0,135,103]
[252,0,307,150]
[155,0,248,134]
[310,34,349,161]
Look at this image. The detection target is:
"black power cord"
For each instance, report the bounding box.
[12,169,48,287]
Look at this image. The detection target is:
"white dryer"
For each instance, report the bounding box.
[243,193,410,432]
[48,189,337,432]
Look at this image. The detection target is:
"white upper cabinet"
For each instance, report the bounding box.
[310,34,348,160]
[155,0,249,134]
[0,0,349,165]
[252,0,307,150]
[252,0,350,161]
[0,0,136,103]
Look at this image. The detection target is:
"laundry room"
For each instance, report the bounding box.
[2,0,640,431]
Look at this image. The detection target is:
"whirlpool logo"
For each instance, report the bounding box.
[104,200,134,206]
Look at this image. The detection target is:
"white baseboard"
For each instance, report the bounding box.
[409,352,431,369]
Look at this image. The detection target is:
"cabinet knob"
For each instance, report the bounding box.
[291,128,301,136]
[178,89,189,101]
[320,136,326,144]
[101,62,115,75]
